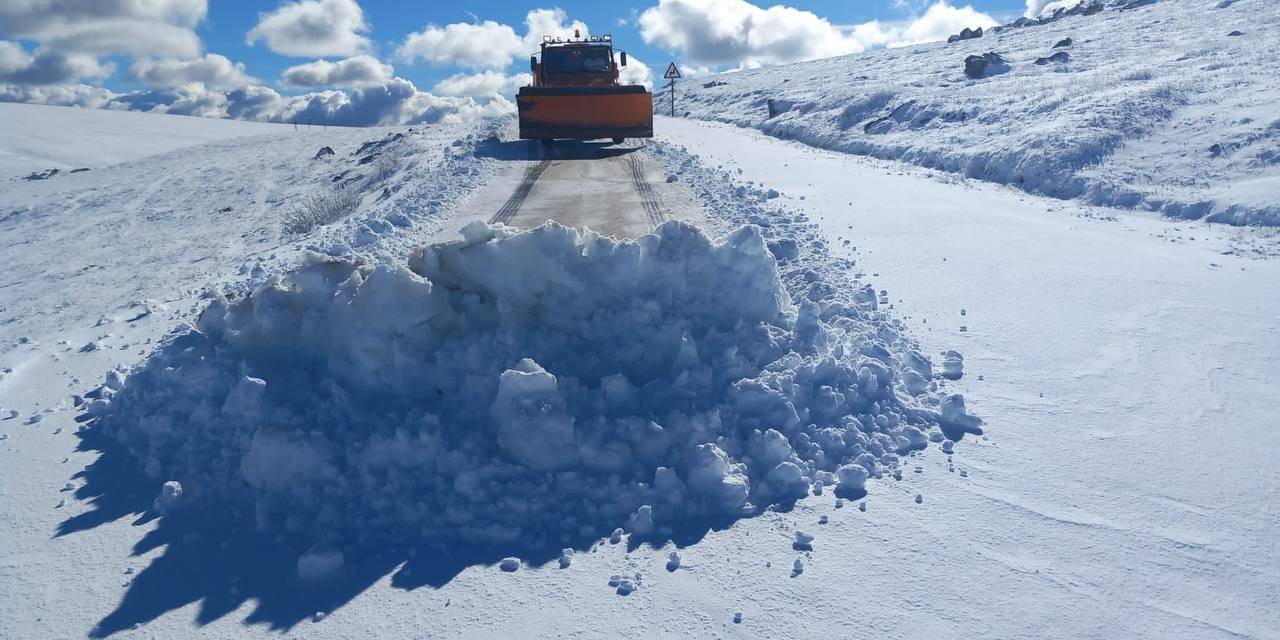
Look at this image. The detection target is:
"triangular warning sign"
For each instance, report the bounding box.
[663,62,682,79]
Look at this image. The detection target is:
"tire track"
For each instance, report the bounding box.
[490,159,552,225]
[627,154,668,230]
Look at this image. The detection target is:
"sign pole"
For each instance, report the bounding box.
[663,62,682,117]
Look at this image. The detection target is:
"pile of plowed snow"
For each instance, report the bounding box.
[93,220,979,551]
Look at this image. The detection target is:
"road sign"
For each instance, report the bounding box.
[663,62,682,79]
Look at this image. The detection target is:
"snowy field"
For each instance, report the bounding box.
[670,0,1280,226]
[2,7,1278,634]
[0,102,292,179]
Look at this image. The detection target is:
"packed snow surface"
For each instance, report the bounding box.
[0,102,289,178]
[96,220,978,553]
[672,0,1280,225]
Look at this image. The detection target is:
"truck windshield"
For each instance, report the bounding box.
[543,47,612,74]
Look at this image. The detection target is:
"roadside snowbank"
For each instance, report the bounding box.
[94,220,978,552]
[671,0,1280,225]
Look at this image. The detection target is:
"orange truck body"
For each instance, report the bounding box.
[518,36,653,141]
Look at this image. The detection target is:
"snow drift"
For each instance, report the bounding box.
[93,220,978,552]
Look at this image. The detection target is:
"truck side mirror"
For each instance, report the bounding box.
[620,51,628,67]
[530,55,537,73]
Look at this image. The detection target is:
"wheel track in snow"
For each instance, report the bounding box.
[489,158,551,225]
[627,153,668,230]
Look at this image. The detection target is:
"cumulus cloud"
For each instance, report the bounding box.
[619,56,654,90]
[896,1,998,46]
[247,0,370,58]
[0,41,112,85]
[281,55,392,88]
[268,78,514,126]
[0,82,116,108]
[432,71,530,97]
[129,54,255,89]
[1026,0,1064,17]
[398,9,589,70]
[638,0,869,68]
[0,0,207,58]
[520,8,590,51]
[398,20,521,70]
[639,0,995,68]
[52,77,514,128]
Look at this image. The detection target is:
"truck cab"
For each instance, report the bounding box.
[517,32,653,142]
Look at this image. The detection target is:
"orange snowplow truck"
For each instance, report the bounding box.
[518,32,653,143]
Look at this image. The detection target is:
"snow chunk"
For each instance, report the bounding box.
[793,530,815,551]
[835,463,870,499]
[492,358,577,471]
[941,350,964,380]
[152,481,183,514]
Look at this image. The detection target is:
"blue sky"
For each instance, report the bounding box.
[199,0,1027,94]
[0,0,1033,125]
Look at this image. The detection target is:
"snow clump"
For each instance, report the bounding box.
[94,220,979,554]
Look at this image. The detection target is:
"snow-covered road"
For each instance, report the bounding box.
[453,137,703,239]
[656,116,1280,639]
[1,107,1276,640]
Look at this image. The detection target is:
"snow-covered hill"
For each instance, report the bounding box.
[0,102,293,179]
[1,85,1277,640]
[670,0,1280,225]
[0,106,499,352]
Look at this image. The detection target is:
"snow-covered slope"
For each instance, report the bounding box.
[671,0,1280,225]
[0,102,292,179]
[2,90,1276,640]
[0,112,498,351]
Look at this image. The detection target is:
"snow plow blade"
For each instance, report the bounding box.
[517,86,653,141]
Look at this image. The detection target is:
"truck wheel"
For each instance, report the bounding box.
[611,137,625,145]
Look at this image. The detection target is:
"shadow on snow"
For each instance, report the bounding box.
[59,415,738,637]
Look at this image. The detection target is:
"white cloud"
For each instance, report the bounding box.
[638,0,875,68]
[432,71,530,97]
[639,0,996,68]
[896,1,998,46]
[398,20,522,70]
[0,0,207,58]
[129,54,255,89]
[1026,0,1066,17]
[247,0,370,58]
[0,82,116,108]
[74,77,514,127]
[398,9,590,70]
[281,55,392,88]
[520,8,590,51]
[268,78,515,126]
[0,41,112,85]
[619,56,653,90]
